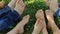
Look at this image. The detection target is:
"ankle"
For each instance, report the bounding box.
[8,0,17,9]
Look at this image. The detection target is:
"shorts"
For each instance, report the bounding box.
[54,3,60,17]
[0,6,20,30]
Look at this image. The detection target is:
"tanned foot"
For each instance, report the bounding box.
[7,15,30,34]
[15,15,30,34]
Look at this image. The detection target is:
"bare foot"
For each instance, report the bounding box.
[15,15,30,34]
[8,0,18,9]
[35,9,48,34]
[35,10,46,27]
[35,10,44,19]
[45,10,54,21]
[7,15,30,34]
[45,10,60,34]
[49,0,58,13]
[14,0,25,15]
[32,19,44,34]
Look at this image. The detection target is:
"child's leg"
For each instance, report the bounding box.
[8,0,17,9]
[14,0,25,15]
[45,10,60,34]
[7,15,30,34]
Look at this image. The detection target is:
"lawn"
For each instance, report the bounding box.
[0,0,60,34]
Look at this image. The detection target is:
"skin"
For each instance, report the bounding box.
[45,0,60,34]
[45,10,60,34]
[0,1,5,9]
[32,19,44,34]
[8,0,18,9]
[45,0,58,13]
[7,0,26,34]
[7,15,30,34]
[32,10,48,34]
[6,0,60,34]
[14,0,25,15]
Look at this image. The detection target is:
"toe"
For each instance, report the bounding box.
[35,9,44,19]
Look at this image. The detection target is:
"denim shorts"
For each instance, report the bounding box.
[0,6,20,30]
[54,3,60,17]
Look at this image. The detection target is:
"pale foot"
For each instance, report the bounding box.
[8,0,17,9]
[14,0,25,15]
[45,10,54,21]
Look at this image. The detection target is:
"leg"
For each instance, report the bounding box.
[14,0,25,15]
[8,0,17,9]
[45,10,60,34]
[35,10,48,34]
[7,15,30,34]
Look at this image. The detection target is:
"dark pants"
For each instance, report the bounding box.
[0,6,20,30]
[54,3,60,17]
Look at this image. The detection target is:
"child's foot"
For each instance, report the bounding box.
[32,19,44,34]
[14,0,25,15]
[7,15,30,34]
[45,10,54,22]
[35,10,44,19]
[45,10,60,34]
[8,0,17,9]
[45,10,54,29]
[15,15,30,34]
[32,10,48,34]
[35,10,47,28]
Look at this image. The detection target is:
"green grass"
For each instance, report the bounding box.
[0,0,60,34]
